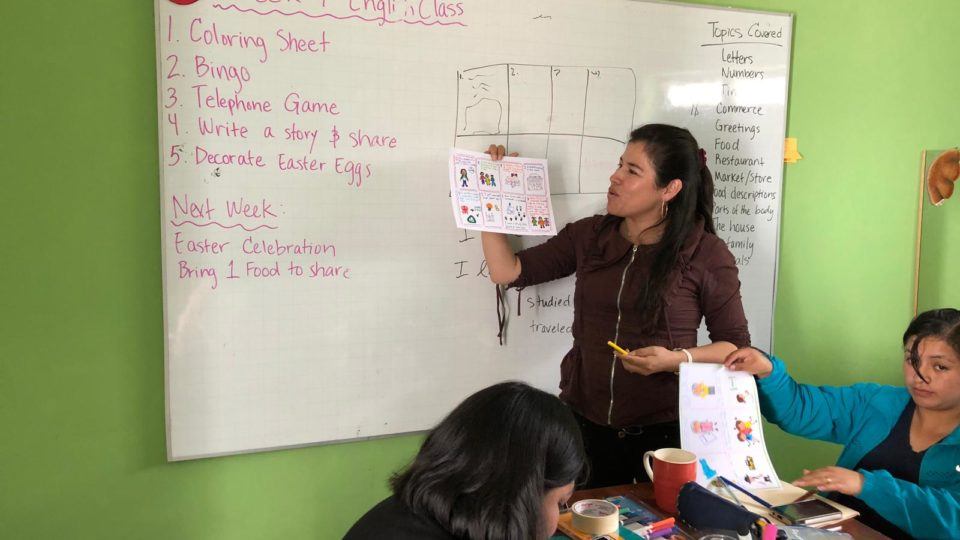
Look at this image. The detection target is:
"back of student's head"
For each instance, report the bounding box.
[391,381,585,539]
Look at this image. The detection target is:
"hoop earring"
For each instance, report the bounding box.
[660,200,668,219]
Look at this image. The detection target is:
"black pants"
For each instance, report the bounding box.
[573,410,681,489]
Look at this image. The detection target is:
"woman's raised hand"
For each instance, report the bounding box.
[723,347,774,378]
[485,144,518,161]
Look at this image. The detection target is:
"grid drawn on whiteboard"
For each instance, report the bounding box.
[454,63,636,195]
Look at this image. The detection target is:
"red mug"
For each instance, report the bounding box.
[643,448,697,514]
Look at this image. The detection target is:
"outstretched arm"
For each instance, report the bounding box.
[725,349,877,446]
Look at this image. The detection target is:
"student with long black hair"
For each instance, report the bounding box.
[482,124,750,487]
[726,308,960,539]
[344,381,586,540]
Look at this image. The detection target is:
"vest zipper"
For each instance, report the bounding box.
[608,244,639,425]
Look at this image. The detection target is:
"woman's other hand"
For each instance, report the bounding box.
[723,347,774,378]
[619,346,683,375]
[793,466,864,496]
[485,144,518,161]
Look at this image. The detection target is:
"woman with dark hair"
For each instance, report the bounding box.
[725,308,960,539]
[482,124,750,487]
[344,381,585,540]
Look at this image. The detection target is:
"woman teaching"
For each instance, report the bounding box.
[482,124,751,487]
[725,308,960,539]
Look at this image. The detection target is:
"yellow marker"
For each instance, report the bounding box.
[606,341,629,355]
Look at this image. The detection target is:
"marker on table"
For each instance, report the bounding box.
[607,341,629,355]
[635,517,675,536]
[645,526,677,540]
[647,517,675,531]
[633,518,676,539]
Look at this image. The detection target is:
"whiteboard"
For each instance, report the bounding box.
[155,0,792,460]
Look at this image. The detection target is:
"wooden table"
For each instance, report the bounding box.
[570,483,890,539]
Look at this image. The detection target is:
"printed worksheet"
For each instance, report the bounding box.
[679,363,781,490]
[449,148,556,235]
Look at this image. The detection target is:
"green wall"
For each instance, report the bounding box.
[4,1,959,537]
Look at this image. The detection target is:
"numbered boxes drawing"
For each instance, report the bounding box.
[455,64,636,195]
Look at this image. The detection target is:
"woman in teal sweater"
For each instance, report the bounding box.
[725,308,960,539]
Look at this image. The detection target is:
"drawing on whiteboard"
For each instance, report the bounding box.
[462,98,503,134]
[462,72,502,134]
[455,63,637,195]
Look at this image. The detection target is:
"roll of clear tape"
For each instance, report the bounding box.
[571,499,620,535]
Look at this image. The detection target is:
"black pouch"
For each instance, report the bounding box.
[677,481,763,537]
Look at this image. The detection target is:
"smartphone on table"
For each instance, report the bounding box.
[770,499,842,526]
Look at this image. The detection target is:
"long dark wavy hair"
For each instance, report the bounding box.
[627,124,715,332]
[903,308,960,382]
[391,381,585,539]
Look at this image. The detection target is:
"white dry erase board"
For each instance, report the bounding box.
[155,0,792,460]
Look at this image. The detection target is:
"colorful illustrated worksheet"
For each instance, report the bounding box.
[449,148,557,236]
[679,363,781,490]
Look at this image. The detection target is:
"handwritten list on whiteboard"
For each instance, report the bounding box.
[155,0,791,460]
